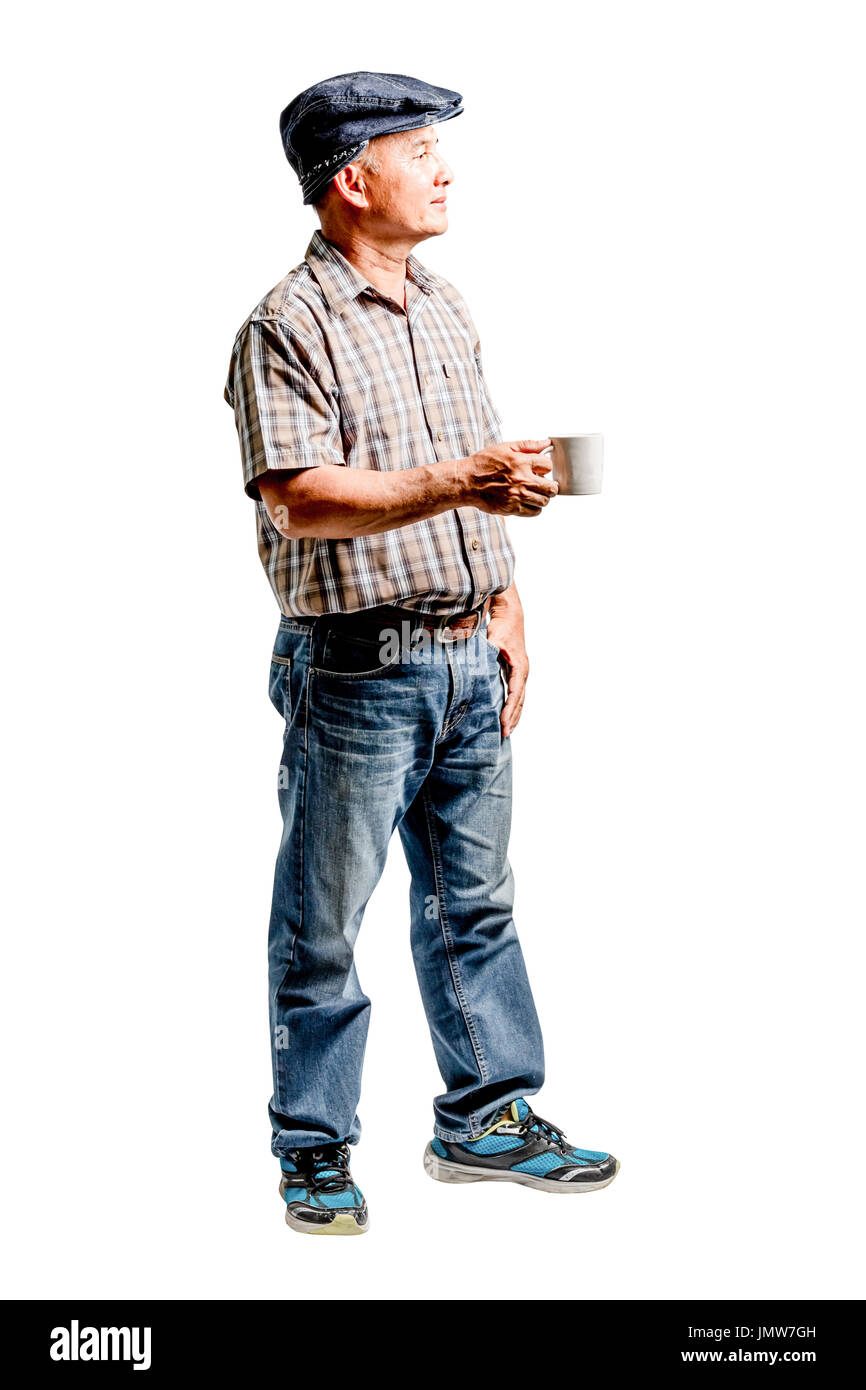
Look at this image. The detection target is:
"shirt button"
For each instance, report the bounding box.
[471,538,480,551]
[424,373,431,385]
[437,430,443,441]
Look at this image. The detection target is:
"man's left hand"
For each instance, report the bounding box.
[486,593,528,739]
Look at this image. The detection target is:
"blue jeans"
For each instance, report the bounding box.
[265,605,545,1156]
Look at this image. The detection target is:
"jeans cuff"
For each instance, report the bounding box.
[432,1120,494,1143]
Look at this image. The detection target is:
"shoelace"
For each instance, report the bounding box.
[302,1142,353,1195]
[517,1107,570,1155]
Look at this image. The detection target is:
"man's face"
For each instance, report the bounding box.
[358,125,453,239]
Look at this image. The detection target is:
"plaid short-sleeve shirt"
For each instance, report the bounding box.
[223,229,514,617]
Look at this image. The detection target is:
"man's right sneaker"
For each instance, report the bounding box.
[278,1141,369,1235]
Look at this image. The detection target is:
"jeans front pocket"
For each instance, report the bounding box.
[489,639,510,708]
[312,626,404,680]
[268,653,293,718]
[497,657,509,709]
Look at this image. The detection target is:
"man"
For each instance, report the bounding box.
[224,70,620,1236]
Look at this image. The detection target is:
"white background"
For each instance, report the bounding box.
[3,0,864,1300]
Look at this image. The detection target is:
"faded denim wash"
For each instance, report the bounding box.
[266,606,545,1154]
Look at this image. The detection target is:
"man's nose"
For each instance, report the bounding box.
[434,158,454,187]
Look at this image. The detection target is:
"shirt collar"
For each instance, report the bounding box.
[304,228,446,316]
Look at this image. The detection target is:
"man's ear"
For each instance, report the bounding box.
[332,164,369,210]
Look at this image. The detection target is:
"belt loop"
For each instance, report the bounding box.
[310,613,330,668]
[471,595,492,638]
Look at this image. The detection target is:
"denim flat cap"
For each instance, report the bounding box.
[279,71,463,205]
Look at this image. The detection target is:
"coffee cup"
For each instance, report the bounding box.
[542,434,604,495]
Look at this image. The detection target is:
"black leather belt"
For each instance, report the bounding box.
[323,596,492,643]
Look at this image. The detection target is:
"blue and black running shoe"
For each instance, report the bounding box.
[424,1099,620,1193]
[279,1141,369,1235]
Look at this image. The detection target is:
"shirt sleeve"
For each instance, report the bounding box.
[224,316,346,501]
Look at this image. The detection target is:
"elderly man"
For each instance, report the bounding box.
[224,70,620,1236]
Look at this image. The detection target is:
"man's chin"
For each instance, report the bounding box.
[408,218,448,244]
[424,207,449,235]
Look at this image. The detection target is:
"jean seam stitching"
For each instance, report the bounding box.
[271,641,311,1117]
[282,656,293,720]
[420,782,490,1119]
[298,661,310,976]
[436,642,461,745]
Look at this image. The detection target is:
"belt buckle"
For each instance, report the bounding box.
[447,607,481,642]
[420,602,485,644]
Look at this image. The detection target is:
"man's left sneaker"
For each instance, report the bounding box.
[423,1098,620,1193]
[279,1141,369,1235]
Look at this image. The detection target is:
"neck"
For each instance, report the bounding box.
[318,224,416,306]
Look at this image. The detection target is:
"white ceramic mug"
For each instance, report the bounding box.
[542,434,604,495]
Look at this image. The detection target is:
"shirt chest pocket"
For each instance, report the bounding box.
[337,374,416,466]
[337,337,482,463]
[429,345,486,447]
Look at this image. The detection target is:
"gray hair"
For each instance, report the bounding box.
[313,138,383,208]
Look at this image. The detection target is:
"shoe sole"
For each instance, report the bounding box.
[423,1142,620,1193]
[280,1182,369,1235]
[284,1205,369,1235]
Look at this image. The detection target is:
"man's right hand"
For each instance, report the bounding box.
[463,440,559,516]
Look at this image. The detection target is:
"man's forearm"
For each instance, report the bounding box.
[261,458,472,540]
[490,580,522,616]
